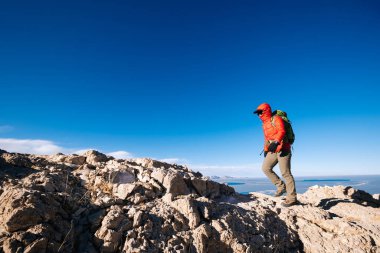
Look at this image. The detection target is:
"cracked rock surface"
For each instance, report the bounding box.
[0,149,378,252]
[244,185,380,253]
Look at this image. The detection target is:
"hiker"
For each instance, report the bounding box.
[253,103,297,207]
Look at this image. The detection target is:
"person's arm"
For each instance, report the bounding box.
[262,125,269,151]
[272,116,286,143]
[267,117,285,152]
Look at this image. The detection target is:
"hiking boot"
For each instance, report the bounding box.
[281,199,298,207]
[274,188,286,197]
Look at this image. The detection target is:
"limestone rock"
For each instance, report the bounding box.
[65,155,86,165]
[166,196,201,229]
[131,158,171,170]
[48,153,66,163]
[94,205,131,253]
[0,149,378,253]
[110,170,136,199]
[247,185,380,253]
[84,150,110,164]
[162,171,190,197]
[1,152,33,168]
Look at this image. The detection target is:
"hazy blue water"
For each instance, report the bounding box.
[214,175,380,195]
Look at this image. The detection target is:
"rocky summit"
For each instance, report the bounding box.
[0,150,379,253]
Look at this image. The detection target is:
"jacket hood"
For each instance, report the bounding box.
[255,103,272,122]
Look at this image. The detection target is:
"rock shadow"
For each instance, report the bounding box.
[0,164,38,180]
[318,195,380,210]
[350,189,380,208]
[317,198,353,210]
[0,152,46,180]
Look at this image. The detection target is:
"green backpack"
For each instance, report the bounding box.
[271,110,295,144]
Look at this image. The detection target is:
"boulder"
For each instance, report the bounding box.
[162,171,190,197]
[1,153,33,168]
[110,171,136,199]
[85,150,109,164]
[131,158,171,169]
[65,155,86,165]
[94,205,131,253]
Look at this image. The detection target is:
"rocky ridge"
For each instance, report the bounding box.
[0,149,379,253]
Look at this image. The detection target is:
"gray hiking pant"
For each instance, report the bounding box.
[262,151,297,201]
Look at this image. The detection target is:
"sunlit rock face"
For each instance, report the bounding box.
[0,150,378,253]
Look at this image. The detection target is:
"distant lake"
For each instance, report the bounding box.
[215,175,380,195]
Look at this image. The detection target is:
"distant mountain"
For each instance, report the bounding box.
[210,175,235,180]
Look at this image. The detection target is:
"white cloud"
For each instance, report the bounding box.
[0,136,262,177]
[107,151,132,159]
[0,138,64,155]
[0,125,13,133]
[0,139,134,160]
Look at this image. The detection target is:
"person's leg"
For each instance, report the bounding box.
[262,152,285,191]
[277,151,297,202]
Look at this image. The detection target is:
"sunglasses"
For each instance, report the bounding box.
[254,109,264,115]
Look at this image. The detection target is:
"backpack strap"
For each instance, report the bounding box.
[270,115,278,127]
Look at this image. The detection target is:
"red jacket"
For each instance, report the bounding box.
[256,103,291,152]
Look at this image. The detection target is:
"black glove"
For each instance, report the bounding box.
[268,141,279,153]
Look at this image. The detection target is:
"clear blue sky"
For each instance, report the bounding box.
[0,0,379,176]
